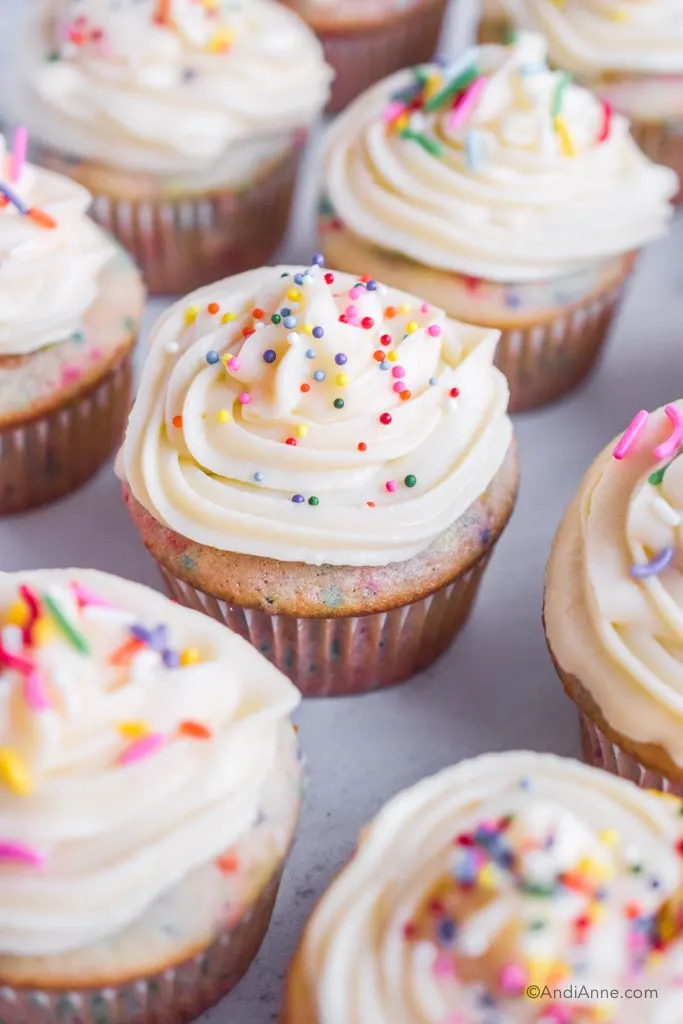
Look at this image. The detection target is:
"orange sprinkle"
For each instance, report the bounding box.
[28,208,57,230]
[207,302,220,315]
[385,306,397,319]
[300,383,311,393]
[178,720,213,740]
[367,501,376,508]
[399,390,413,402]
[293,724,299,733]
[110,637,145,666]
[0,196,8,209]
[357,442,367,452]
[172,415,183,428]
[216,852,240,874]
[373,350,384,362]
[251,307,264,320]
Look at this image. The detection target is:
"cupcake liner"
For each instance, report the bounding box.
[0,353,132,516]
[39,144,304,295]
[476,12,513,44]
[579,713,683,797]
[0,868,282,1024]
[313,0,448,114]
[629,119,683,204]
[494,264,633,412]
[157,549,493,697]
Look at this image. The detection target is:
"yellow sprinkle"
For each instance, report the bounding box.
[207,28,235,53]
[217,409,231,424]
[397,304,410,314]
[576,856,614,882]
[554,115,577,157]
[303,323,313,334]
[394,113,409,133]
[180,647,201,667]
[423,73,443,103]
[588,902,607,924]
[525,957,553,988]
[548,961,570,986]
[335,373,349,387]
[659,912,677,942]
[405,321,419,334]
[609,7,630,20]
[296,424,309,437]
[286,288,301,302]
[478,864,500,890]
[387,350,398,362]
[33,618,57,645]
[184,304,200,326]
[0,748,32,796]
[598,828,619,847]
[646,789,681,805]
[5,600,28,627]
[221,312,236,324]
[117,721,150,740]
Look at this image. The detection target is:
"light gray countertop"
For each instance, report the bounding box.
[2,2,683,1020]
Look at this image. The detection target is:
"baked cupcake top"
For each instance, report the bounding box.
[0,132,115,359]
[546,400,683,771]
[13,0,332,176]
[324,34,677,283]
[0,568,299,957]
[292,751,683,1024]
[120,261,512,567]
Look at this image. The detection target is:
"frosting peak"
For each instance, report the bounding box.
[120,263,512,566]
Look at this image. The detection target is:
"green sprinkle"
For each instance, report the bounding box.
[404,474,417,488]
[280,272,290,278]
[308,496,320,506]
[425,65,478,112]
[528,920,547,931]
[271,313,281,325]
[333,398,345,409]
[551,71,571,119]
[399,129,443,157]
[46,50,61,62]
[412,66,431,86]
[43,593,90,654]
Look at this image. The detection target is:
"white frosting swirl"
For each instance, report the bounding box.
[0,138,114,357]
[324,34,677,283]
[13,0,332,178]
[119,264,512,567]
[295,752,683,1024]
[0,568,300,957]
[546,400,683,769]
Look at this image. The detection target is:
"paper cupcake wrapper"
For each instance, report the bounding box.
[494,268,632,412]
[39,145,303,295]
[315,0,448,113]
[0,869,282,1024]
[629,120,683,204]
[157,549,492,697]
[476,11,514,44]
[579,713,683,797]
[0,354,132,516]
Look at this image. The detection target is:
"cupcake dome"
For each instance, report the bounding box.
[546,400,683,792]
[0,569,300,1017]
[284,751,683,1024]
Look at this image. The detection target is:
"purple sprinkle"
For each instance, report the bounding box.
[148,624,169,653]
[630,546,675,578]
[263,349,277,364]
[334,353,347,365]
[162,648,180,668]
[292,494,305,504]
[312,326,324,339]
[130,624,152,644]
[366,280,377,291]
[312,253,325,266]
[0,181,29,215]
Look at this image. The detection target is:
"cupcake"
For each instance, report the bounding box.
[320,34,677,412]
[546,400,683,796]
[283,751,683,1024]
[6,0,332,295]
[279,0,449,114]
[0,132,144,516]
[499,0,683,201]
[0,567,301,1023]
[118,261,518,697]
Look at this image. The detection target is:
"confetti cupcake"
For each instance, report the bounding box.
[283,751,683,1024]
[118,260,518,697]
[6,0,332,295]
[498,0,683,202]
[279,0,449,114]
[0,568,301,1023]
[546,400,683,796]
[320,34,677,412]
[0,132,144,516]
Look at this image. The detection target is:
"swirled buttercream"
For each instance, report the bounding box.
[0,568,300,957]
[293,751,683,1024]
[0,137,114,357]
[12,0,332,177]
[546,400,683,770]
[323,34,677,283]
[119,263,512,567]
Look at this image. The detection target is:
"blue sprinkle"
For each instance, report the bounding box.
[130,624,152,643]
[505,291,522,309]
[162,648,180,668]
[306,348,316,359]
[334,353,347,365]
[263,349,277,364]
[366,280,378,291]
[519,777,531,790]
[280,307,291,317]
[429,377,438,386]
[312,253,325,266]
[379,360,390,371]
[293,273,304,285]
[312,326,324,339]
[206,350,220,364]
[437,918,457,945]
[465,129,484,173]
[313,370,326,382]
[254,471,264,483]
[283,315,297,329]
[292,494,305,504]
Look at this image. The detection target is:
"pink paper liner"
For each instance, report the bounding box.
[579,713,683,797]
[0,353,132,516]
[0,869,282,1024]
[157,550,493,697]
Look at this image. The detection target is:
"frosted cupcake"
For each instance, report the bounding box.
[7,0,332,294]
[279,0,448,113]
[321,34,677,412]
[118,261,518,696]
[500,0,683,201]
[0,568,301,1023]
[283,751,683,1024]
[546,400,683,796]
[0,132,144,515]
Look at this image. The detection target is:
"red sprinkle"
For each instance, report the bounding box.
[207,302,220,315]
[357,442,367,452]
[172,415,183,428]
[403,922,417,940]
[380,334,392,346]
[339,314,349,323]
[360,274,371,283]
[362,317,374,330]
[324,273,335,285]
[242,326,255,339]
[450,387,460,398]
[216,852,240,874]
[625,902,642,920]
[285,437,297,446]
[455,834,474,846]
[598,100,612,143]
[429,900,444,915]
[300,383,311,393]
[677,839,683,857]
[251,307,264,320]
[367,501,376,508]
[379,412,392,425]
[179,720,213,740]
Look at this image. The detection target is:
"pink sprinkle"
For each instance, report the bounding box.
[653,404,683,461]
[427,324,442,337]
[227,356,241,372]
[393,382,407,393]
[117,733,165,767]
[385,480,398,493]
[346,305,359,318]
[238,392,251,405]
[348,287,363,300]
[447,76,488,131]
[0,643,33,675]
[433,953,454,977]
[62,367,82,385]
[391,366,406,379]
[0,841,45,868]
[89,347,102,362]
[613,409,649,460]
[10,126,28,184]
[23,670,51,712]
[71,582,111,608]
[420,303,430,314]
[499,962,527,995]
[382,100,407,123]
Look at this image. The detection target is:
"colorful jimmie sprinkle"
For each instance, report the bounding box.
[653,404,683,462]
[613,410,649,460]
[0,841,45,868]
[630,547,675,579]
[117,733,165,767]
[10,126,27,184]
[43,592,90,655]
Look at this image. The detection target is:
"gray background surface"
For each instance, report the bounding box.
[1,1,682,1019]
